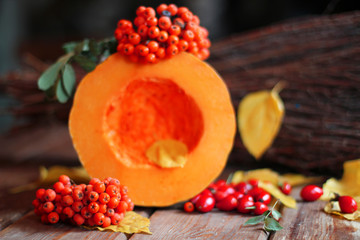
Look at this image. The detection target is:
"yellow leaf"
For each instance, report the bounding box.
[10,166,90,194]
[146,139,188,168]
[324,198,360,221]
[280,173,323,187]
[231,169,279,185]
[238,84,285,159]
[84,211,152,234]
[322,159,360,201]
[259,181,297,209]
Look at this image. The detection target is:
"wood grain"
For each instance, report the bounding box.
[271,187,360,240]
[130,208,269,240]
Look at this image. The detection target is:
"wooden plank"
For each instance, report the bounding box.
[271,187,360,240]
[0,165,39,230]
[130,208,269,240]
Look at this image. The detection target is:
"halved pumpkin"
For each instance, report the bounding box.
[69,52,236,206]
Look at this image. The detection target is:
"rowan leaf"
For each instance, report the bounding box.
[244,211,269,225]
[264,217,283,231]
[238,84,285,159]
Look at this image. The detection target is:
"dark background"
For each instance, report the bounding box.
[0,0,358,74]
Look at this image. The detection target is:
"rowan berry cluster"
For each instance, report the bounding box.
[184,179,291,216]
[32,175,134,227]
[114,4,211,63]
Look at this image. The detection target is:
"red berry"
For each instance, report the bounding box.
[144,7,156,18]
[248,179,259,188]
[48,212,59,224]
[237,198,254,214]
[173,18,185,28]
[136,44,150,57]
[81,207,93,219]
[195,195,215,213]
[216,195,238,211]
[134,16,146,27]
[53,182,65,193]
[155,47,166,59]
[156,4,168,15]
[117,20,132,30]
[253,202,269,215]
[339,196,358,213]
[116,201,128,214]
[184,202,195,213]
[146,16,158,26]
[62,195,74,206]
[32,199,40,208]
[167,4,178,16]
[93,212,105,226]
[72,201,84,212]
[166,45,179,57]
[63,206,75,218]
[177,7,189,16]
[145,53,157,63]
[41,214,49,224]
[128,33,141,45]
[43,201,55,213]
[106,208,115,217]
[102,216,111,227]
[300,185,323,201]
[158,16,171,30]
[157,31,169,42]
[88,202,100,214]
[235,182,252,194]
[99,192,111,204]
[147,41,159,53]
[61,186,73,196]
[279,182,292,195]
[167,35,179,45]
[88,191,99,202]
[136,6,146,17]
[256,192,272,205]
[108,197,120,209]
[99,203,107,214]
[168,25,181,36]
[183,30,195,42]
[111,213,124,225]
[233,192,245,200]
[137,25,149,38]
[73,213,85,225]
[122,44,135,55]
[44,189,56,202]
[55,203,63,214]
[178,39,189,51]
[36,188,46,201]
[109,178,121,187]
[148,26,160,39]
[73,189,84,201]
[59,175,71,185]
[248,187,265,199]
[106,185,119,197]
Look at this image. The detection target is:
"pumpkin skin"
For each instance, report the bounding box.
[69,52,236,206]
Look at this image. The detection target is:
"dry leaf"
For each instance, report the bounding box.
[84,211,152,234]
[146,139,188,168]
[237,84,285,159]
[259,181,297,209]
[10,165,90,193]
[324,197,360,221]
[322,159,360,201]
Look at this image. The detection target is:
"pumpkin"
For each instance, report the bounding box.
[69,52,236,206]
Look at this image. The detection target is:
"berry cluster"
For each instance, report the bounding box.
[184,179,292,215]
[114,4,211,63]
[32,175,134,227]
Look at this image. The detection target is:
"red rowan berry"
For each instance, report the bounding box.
[61,186,73,196]
[48,212,59,224]
[146,16,158,26]
[177,7,189,16]
[148,26,160,39]
[43,201,55,213]
[88,191,99,202]
[111,213,124,225]
[63,206,75,218]
[136,45,150,57]
[166,45,179,56]
[158,16,171,30]
[167,4,178,16]
[134,16,146,27]
[168,35,179,45]
[93,212,105,226]
[143,7,156,18]
[156,47,166,59]
[99,204,107,214]
[55,203,63,214]
[146,53,157,63]
[147,41,159,53]
[137,25,149,38]
[117,20,132,30]
[173,18,185,28]
[181,11,193,23]
[53,182,65,193]
[32,199,40,208]
[80,207,92,219]
[136,6,146,17]
[41,214,49,224]
[62,195,74,206]
[178,40,189,51]
[72,201,84,212]
[88,202,100,214]
[73,214,85,225]
[109,178,120,187]
[157,31,169,42]
[106,185,119,197]
[73,189,84,201]
[106,208,115,217]
[94,182,106,193]
[44,189,56,202]
[89,178,101,186]
[36,188,46,201]
[128,33,141,45]
[168,25,181,36]
[108,197,120,209]
[183,30,195,42]
[59,175,70,185]
[116,201,128,214]
[99,192,111,204]
[156,4,168,15]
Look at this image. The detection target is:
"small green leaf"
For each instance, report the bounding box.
[38,62,62,90]
[271,210,282,221]
[62,64,76,96]
[244,212,269,226]
[89,39,101,56]
[264,218,283,232]
[63,42,78,53]
[56,76,69,103]
[73,55,97,72]
[82,39,90,52]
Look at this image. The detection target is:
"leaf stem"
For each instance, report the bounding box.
[272,81,287,94]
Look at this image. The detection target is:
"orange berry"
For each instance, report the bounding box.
[148,26,160,38]
[136,6,146,16]
[168,35,179,45]
[157,31,169,42]
[166,45,179,57]
[155,47,166,59]
[158,16,171,30]
[136,44,149,57]
[144,7,156,18]
[147,41,159,53]
[137,25,148,38]
[157,4,168,15]
[167,4,178,16]
[181,11,193,22]
[128,33,141,45]
[134,16,146,27]
[183,30,195,42]
[168,25,181,36]
[178,40,189,51]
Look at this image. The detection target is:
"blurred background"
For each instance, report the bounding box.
[0,0,359,170]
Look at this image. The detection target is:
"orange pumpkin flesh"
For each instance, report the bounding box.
[69,52,236,206]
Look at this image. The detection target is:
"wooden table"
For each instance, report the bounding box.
[0,164,359,240]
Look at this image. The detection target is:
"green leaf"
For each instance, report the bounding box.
[82,39,90,52]
[271,210,282,221]
[73,55,97,72]
[44,86,56,99]
[63,42,78,53]
[264,218,283,232]
[244,212,269,226]
[56,76,69,103]
[38,62,62,90]
[62,64,76,96]
[89,39,101,56]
